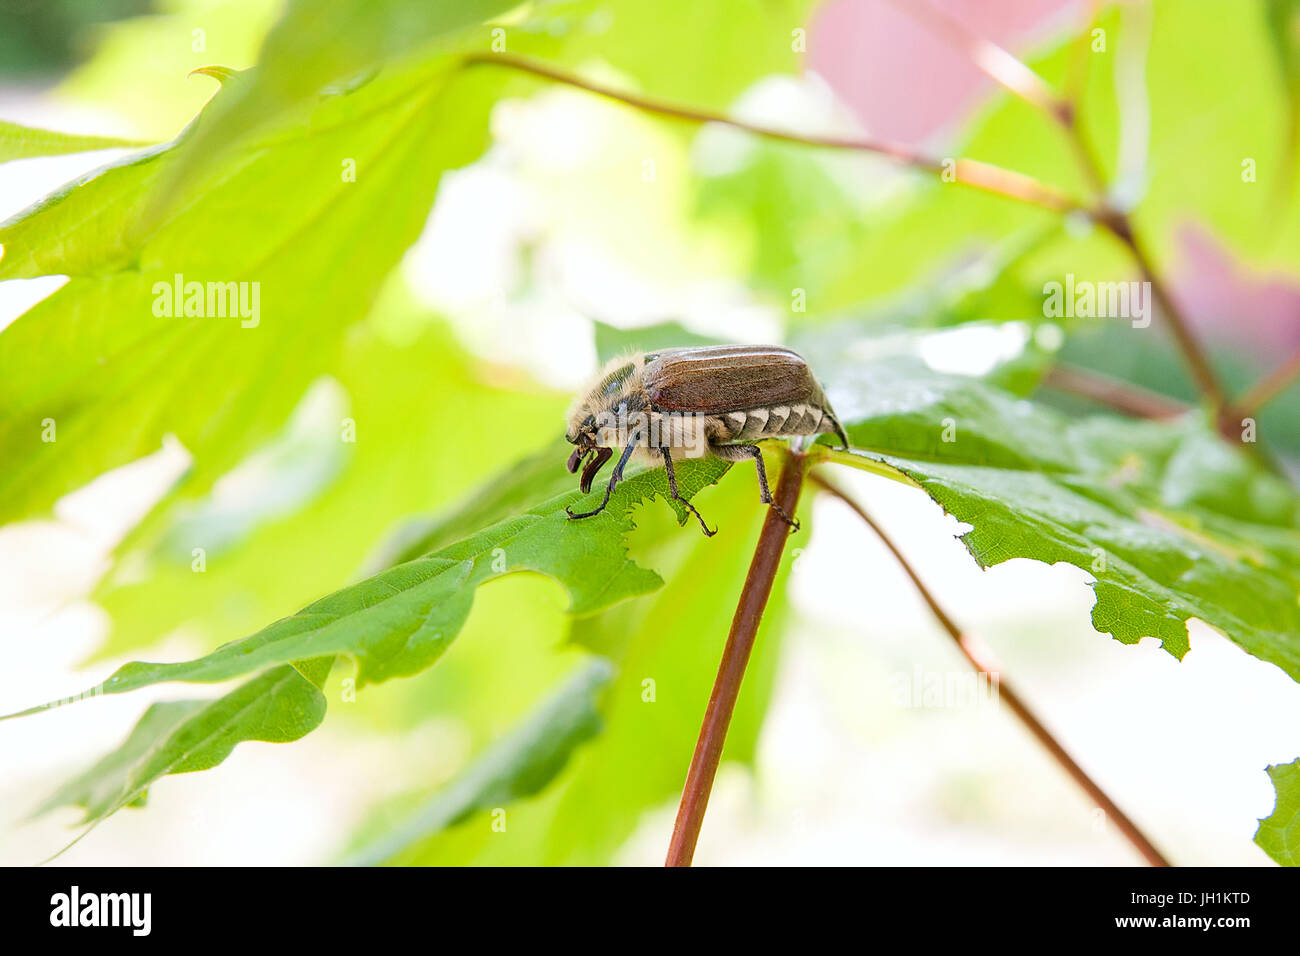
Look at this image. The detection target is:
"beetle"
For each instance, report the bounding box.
[563,344,850,535]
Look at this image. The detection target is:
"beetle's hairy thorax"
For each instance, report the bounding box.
[565,353,650,442]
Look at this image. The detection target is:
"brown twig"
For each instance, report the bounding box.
[1058,48,1228,415]
[886,0,1108,197]
[808,471,1172,868]
[468,46,1232,412]
[1037,7,1228,414]
[1043,363,1189,420]
[461,52,1081,215]
[889,2,1228,416]
[1044,365,1289,478]
[1096,218,1229,414]
[882,0,1070,124]
[1065,0,1106,110]
[665,450,806,866]
[1234,350,1300,416]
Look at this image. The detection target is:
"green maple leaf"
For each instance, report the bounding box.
[821,358,1300,677]
[1256,758,1300,866]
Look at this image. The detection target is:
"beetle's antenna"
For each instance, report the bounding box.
[568,437,638,520]
[578,446,613,494]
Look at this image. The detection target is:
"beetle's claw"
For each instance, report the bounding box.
[771,502,800,533]
[677,498,716,537]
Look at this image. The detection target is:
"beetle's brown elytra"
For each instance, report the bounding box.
[564,345,849,535]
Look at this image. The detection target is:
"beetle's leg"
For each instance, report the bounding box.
[710,442,799,532]
[567,434,639,520]
[660,447,716,537]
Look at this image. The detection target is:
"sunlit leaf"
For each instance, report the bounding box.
[6,456,730,718]
[91,313,564,661]
[0,57,502,523]
[36,658,332,831]
[340,656,614,865]
[155,0,522,198]
[397,471,789,865]
[824,358,1300,676]
[1255,757,1300,865]
[1265,0,1300,189]
[0,120,146,163]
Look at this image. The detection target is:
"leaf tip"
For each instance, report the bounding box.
[188,65,242,85]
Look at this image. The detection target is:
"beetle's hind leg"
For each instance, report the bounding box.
[710,442,799,532]
[660,447,716,537]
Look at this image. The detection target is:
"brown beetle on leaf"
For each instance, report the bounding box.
[564,345,849,535]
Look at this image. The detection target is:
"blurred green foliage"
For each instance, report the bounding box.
[0,0,152,78]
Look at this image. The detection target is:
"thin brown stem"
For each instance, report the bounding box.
[665,450,806,867]
[461,52,1081,215]
[1062,119,1108,197]
[1053,8,1227,414]
[1043,363,1189,420]
[1056,11,1111,199]
[889,3,1228,415]
[1065,0,1106,109]
[894,0,1106,189]
[1098,218,1229,414]
[1235,350,1300,415]
[808,471,1172,868]
[883,0,1070,123]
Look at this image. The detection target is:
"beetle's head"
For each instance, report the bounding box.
[567,354,642,496]
[565,414,613,494]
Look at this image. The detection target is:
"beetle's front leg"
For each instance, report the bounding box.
[566,435,640,520]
